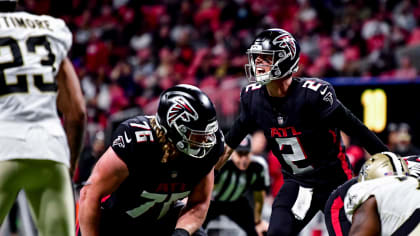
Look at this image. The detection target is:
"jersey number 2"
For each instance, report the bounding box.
[0,36,56,96]
[275,137,314,174]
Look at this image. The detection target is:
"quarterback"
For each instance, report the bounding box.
[216,28,388,235]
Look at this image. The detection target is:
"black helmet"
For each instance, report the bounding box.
[245,28,300,85]
[156,84,218,158]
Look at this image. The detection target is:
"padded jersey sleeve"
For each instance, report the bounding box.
[110,118,157,173]
[225,86,257,149]
[312,81,341,120]
[41,15,73,76]
[44,15,72,53]
[110,122,138,170]
[344,176,397,222]
[343,179,377,223]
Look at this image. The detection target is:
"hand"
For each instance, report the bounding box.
[172,228,190,236]
[255,220,269,236]
[215,144,234,170]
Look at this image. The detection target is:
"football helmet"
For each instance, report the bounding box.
[156,84,218,158]
[245,28,300,85]
[358,151,409,182]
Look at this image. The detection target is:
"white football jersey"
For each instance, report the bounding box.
[0,11,72,166]
[344,176,420,235]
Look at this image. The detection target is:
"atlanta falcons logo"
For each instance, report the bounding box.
[272,34,297,60]
[167,96,199,127]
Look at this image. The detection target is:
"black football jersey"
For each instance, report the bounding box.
[226,77,353,187]
[103,115,224,222]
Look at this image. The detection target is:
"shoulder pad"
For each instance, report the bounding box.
[119,116,156,144]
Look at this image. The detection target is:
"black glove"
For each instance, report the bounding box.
[172,228,190,236]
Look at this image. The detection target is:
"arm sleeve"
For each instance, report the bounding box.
[324,102,388,154]
[110,122,138,171]
[344,180,377,222]
[315,82,341,120]
[46,15,73,76]
[225,88,256,149]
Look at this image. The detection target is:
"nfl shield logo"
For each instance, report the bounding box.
[170,171,178,178]
[277,116,285,126]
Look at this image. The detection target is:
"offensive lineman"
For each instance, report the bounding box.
[0,0,86,235]
[78,85,224,236]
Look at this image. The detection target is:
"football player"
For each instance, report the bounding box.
[324,177,357,236]
[0,0,86,235]
[344,152,420,235]
[78,85,224,236]
[215,28,388,235]
[203,136,269,236]
[324,153,420,236]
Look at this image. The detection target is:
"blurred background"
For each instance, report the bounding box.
[3,0,420,235]
[17,0,420,146]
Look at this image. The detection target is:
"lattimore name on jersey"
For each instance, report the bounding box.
[0,15,53,31]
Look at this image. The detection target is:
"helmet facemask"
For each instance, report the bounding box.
[174,120,218,158]
[245,48,275,85]
[245,48,299,85]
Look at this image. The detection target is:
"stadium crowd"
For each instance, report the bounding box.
[2,0,420,235]
[17,0,420,143]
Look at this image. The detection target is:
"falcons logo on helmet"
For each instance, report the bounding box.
[272,34,297,59]
[167,96,199,127]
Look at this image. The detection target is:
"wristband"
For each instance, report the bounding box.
[172,228,190,236]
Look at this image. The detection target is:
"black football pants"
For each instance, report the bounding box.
[267,179,337,236]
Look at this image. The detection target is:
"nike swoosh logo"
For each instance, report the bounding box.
[320,86,328,95]
[124,132,132,143]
